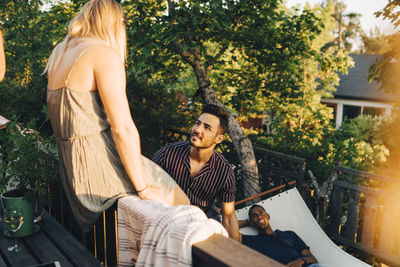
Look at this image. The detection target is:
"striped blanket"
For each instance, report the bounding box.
[118,196,227,266]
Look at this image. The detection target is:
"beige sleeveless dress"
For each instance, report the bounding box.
[46,48,177,231]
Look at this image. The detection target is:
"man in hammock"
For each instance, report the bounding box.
[153,104,239,240]
[239,205,324,267]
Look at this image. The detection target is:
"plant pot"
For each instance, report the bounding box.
[1,189,35,237]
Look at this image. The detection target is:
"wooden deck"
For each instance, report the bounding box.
[0,210,101,267]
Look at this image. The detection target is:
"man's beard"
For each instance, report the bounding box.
[189,139,214,150]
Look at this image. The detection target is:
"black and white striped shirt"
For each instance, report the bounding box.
[153,141,236,212]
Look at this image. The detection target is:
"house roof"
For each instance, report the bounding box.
[334,54,400,103]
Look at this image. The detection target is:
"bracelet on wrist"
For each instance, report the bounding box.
[136,184,149,193]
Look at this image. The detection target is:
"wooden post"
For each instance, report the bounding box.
[361,193,378,248]
[329,186,344,235]
[379,197,396,255]
[344,190,361,242]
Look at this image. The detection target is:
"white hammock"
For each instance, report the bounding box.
[236,187,371,267]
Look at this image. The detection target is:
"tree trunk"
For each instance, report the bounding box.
[336,2,345,50]
[192,62,260,198]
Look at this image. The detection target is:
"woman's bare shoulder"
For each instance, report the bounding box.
[86,46,124,76]
[85,42,122,61]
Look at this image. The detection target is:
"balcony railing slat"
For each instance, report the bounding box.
[361,194,377,248]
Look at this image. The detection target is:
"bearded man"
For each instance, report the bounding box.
[153,104,239,240]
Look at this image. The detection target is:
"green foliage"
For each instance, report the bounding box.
[123,0,352,133]
[256,115,392,182]
[324,0,363,52]
[123,0,185,82]
[0,120,59,199]
[368,33,400,94]
[360,27,392,55]
[126,76,197,156]
[236,1,354,182]
[122,0,358,183]
[324,115,390,172]
[211,1,352,149]
[0,0,193,160]
[368,1,400,95]
[375,1,400,29]
[0,0,78,136]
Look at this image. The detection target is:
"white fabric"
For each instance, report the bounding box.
[118,195,227,267]
[236,188,371,267]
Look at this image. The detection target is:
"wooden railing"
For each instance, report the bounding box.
[235,180,297,206]
[46,181,118,267]
[254,146,306,193]
[47,183,286,267]
[326,167,400,266]
[217,143,306,202]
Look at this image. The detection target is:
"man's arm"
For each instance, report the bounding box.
[285,249,317,267]
[286,230,318,267]
[153,145,167,167]
[221,201,240,241]
[299,249,318,265]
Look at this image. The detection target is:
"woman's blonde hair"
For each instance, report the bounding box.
[44,0,126,74]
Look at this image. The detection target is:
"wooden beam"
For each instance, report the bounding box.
[336,167,400,186]
[235,181,296,206]
[254,146,306,163]
[192,234,283,267]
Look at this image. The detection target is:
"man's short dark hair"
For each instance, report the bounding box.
[248,204,265,218]
[202,104,229,133]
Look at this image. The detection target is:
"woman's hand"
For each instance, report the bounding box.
[137,185,164,201]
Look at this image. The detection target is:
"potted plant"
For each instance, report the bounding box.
[0,120,58,237]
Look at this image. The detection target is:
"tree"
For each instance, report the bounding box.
[0,0,189,159]
[375,0,400,29]
[122,0,341,196]
[359,27,392,54]
[0,0,77,134]
[125,76,195,156]
[367,1,400,177]
[252,1,353,181]
[368,1,400,94]
[320,0,362,52]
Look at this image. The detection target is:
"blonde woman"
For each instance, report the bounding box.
[45,0,189,231]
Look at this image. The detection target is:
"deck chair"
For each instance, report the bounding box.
[236,187,371,267]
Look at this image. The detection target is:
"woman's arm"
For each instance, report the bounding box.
[92,44,161,199]
[0,30,6,82]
